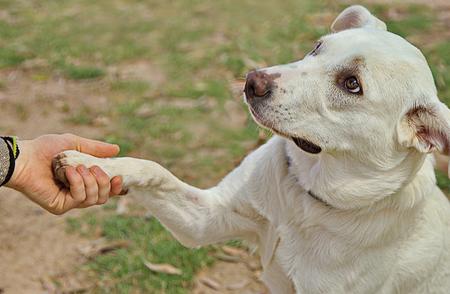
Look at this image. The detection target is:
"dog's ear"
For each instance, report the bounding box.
[397,101,450,154]
[331,5,387,33]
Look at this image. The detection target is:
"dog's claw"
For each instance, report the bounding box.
[52,153,70,188]
[119,188,129,195]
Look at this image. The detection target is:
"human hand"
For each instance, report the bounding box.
[6,133,124,214]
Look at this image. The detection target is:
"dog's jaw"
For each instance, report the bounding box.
[249,105,322,154]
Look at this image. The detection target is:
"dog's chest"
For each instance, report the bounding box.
[273,221,395,293]
[258,186,396,293]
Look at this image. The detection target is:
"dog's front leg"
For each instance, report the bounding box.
[53,151,260,247]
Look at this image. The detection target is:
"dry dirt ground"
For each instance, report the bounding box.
[0,0,449,293]
[0,69,111,294]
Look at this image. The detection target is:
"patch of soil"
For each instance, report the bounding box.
[193,250,267,294]
[0,69,109,138]
[0,189,88,294]
[0,68,110,293]
[108,60,167,87]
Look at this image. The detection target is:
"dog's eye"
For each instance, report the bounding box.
[344,77,362,94]
[310,41,322,56]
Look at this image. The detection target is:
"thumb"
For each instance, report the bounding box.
[64,134,120,158]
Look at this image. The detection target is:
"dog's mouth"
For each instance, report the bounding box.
[291,137,322,154]
[249,106,322,154]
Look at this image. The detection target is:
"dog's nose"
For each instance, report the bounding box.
[244,71,274,101]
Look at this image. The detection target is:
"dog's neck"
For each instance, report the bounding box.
[285,151,333,207]
[284,137,432,210]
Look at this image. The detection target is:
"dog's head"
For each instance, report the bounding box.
[244,6,450,208]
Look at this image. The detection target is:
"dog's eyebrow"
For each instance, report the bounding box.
[335,56,366,74]
[350,56,365,66]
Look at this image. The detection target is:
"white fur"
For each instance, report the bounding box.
[56,6,450,293]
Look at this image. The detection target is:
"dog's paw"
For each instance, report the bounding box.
[52,151,98,187]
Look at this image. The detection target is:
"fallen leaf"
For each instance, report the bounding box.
[77,238,129,259]
[222,245,248,257]
[143,259,182,275]
[245,259,262,271]
[199,276,221,290]
[214,253,240,263]
[226,279,250,290]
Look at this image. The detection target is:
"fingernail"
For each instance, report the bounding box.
[77,165,89,175]
[90,166,99,175]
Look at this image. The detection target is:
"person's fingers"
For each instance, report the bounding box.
[110,176,124,196]
[66,166,87,203]
[63,133,120,158]
[77,165,99,206]
[90,166,110,205]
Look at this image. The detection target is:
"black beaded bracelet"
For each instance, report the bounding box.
[0,136,20,186]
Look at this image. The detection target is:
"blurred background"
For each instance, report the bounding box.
[0,0,448,293]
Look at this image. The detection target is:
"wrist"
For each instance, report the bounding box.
[5,140,32,191]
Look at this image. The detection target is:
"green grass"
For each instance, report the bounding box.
[436,170,450,193]
[1,0,449,292]
[0,47,28,68]
[65,106,95,125]
[383,5,434,36]
[66,217,82,233]
[56,62,105,80]
[111,80,150,94]
[63,65,105,80]
[104,135,135,156]
[14,102,29,121]
[72,212,214,293]
[426,41,450,104]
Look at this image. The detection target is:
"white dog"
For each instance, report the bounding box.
[54,5,450,293]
